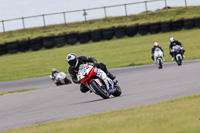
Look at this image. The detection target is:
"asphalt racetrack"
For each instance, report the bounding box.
[0,60,200,131]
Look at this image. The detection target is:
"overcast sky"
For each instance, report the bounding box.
[0,0,142,20]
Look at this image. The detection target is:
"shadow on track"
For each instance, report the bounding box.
[74,97,117,105]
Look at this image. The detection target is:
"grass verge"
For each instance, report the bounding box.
[1,6,200,43]
[0,88,40,96]
[2,94,200,133]
[0,28,200,81]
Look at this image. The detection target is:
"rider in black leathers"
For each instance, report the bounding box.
[66,53,116,93]
[169,37,185,61]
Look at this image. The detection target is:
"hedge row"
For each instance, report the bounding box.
[0,17,200,56]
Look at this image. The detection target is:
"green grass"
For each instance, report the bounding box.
[0,88,40,96]
[2,94,200,133]
[1,6,200,43]
[1,28,200,81]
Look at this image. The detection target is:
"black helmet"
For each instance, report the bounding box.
[66,53,78,68]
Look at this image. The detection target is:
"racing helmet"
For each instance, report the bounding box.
[170,37,175,42]
[52,68,57,73]
[66,53,78,68]
[154,42,159,47]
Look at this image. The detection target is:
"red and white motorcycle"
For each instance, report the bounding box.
[77,64,122,99]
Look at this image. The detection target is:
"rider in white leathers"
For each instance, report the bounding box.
[151,42,164,61]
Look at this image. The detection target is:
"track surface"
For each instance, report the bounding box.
[0,60,200,131]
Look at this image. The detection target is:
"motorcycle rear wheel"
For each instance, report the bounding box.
[90,80,109,99]
[158,59,162,69]
[64,78,72,84]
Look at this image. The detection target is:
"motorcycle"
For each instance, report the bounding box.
[77,63,122,99]
[50,71,72,86]
[171,45,184,66]
[153,48,164,69]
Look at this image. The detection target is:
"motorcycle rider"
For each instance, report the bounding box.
[50,68,72,85]
[66,53,116,93]
[151,42,164,61]
[51,68,59,81]
[169,37,185,61]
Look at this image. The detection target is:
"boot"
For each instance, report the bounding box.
[107,72,116,80]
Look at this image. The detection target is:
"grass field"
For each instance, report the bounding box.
[0,28,200,81]
[1,6,200,43]
[1,94,199,133]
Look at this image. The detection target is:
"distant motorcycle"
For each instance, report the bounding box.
[171,45,184,66]
[154,48,164,69]
[77,63,122,99]
[50,72,72,86]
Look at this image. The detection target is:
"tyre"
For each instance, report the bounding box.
[54,34,67,48]
[0,44,7,55]
[184,19,195,30]
[149,22,161,34]
[6,41,19,54]
[18,39,30,52]
[90,80,109,99]
[161,21,172,33]
[90,29,102,42]
[112,84,122,97]
[195,18,200,28]
[42,36,55,49]
[138,24,149,35]
[78,31,91,44]
[102,27,114,40]
[172,20,183,31]
[66,32,78,45]
[30,37,42,51]
[125,25,138,37]
[178,56,182,66]
[158,59,162,69]
[114,26,126,39]
[64,78,72,84]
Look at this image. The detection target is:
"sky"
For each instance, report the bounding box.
[0,0,141,20]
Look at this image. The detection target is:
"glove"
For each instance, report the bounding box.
[93,62,99,67]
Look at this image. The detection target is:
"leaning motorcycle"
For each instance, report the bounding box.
[50,72,72,86]
[172,45,184,66]
[77,63,122,99]
[154,48,164,69]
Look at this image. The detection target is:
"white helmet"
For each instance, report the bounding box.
[154,42,159,47]
[52,68,57,73]
[170,37,175,42]
[66,53,79,68]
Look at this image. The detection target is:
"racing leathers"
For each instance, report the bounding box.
[151,46,164,61]
[169,40,185,58]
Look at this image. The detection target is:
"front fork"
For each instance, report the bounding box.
[87,69,115,95]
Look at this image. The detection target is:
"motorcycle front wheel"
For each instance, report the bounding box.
[178,56,182,66]
[112,83,122,97]
[90,80,109,99]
